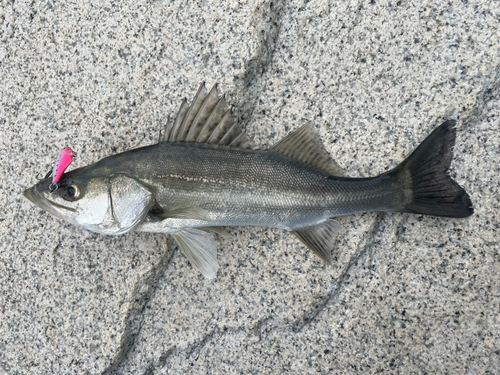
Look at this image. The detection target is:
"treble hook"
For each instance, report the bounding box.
[36,169,53,180]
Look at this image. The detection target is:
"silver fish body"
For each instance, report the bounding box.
[24,83,473,278]
[83,142,400,232]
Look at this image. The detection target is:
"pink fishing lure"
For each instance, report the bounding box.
[51,147,76,189]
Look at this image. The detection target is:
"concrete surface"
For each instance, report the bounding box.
[1,0,499,373]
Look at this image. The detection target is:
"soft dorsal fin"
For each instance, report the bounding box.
[160,83,251,148]
[270,124,345,176]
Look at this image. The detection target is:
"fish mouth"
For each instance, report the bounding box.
[24,186,76,214]
[23,187,38,205]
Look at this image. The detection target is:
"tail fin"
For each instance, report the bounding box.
[390,120,473,218]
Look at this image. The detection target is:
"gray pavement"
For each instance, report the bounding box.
[1,0,499,373]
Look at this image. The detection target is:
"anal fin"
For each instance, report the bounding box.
[292,219,341,264]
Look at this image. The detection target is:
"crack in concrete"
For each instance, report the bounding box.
[100,3,289,373]
[460,64,500,127]
[233,0,286,129]
[289,65,500,336]
[141,215,388,372]
[144,317,273,374]
[292,214,386,332]
[101,240,176,375]
[99,19,500,375]
[100,67,500,374]
[287,67,500,334]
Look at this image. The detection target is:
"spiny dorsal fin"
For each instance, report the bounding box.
[292,219,341,264]
[160,83,251,148]
[196,95,229,143]
[161,99,188,143]
[186,84,221,142]
[270,124,345,176]
[177,83,209,141]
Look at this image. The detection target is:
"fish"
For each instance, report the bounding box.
[24,83,473,279]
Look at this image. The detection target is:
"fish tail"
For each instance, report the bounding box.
[389,120,473,218]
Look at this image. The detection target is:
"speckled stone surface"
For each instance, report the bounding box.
[1,0,499,374]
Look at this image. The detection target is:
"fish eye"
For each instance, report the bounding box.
[60,183,83,201]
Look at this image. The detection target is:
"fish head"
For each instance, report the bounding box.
[24,168,114,232]
[24,167,153,235]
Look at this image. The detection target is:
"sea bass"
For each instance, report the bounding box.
[24,83,473,278]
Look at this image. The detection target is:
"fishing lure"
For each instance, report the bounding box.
[49,147,76,192]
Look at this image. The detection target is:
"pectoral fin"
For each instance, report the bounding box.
[292,220,341,264]
[154,206,211,221]
[202,226,230,238]
[172,228,218,279]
